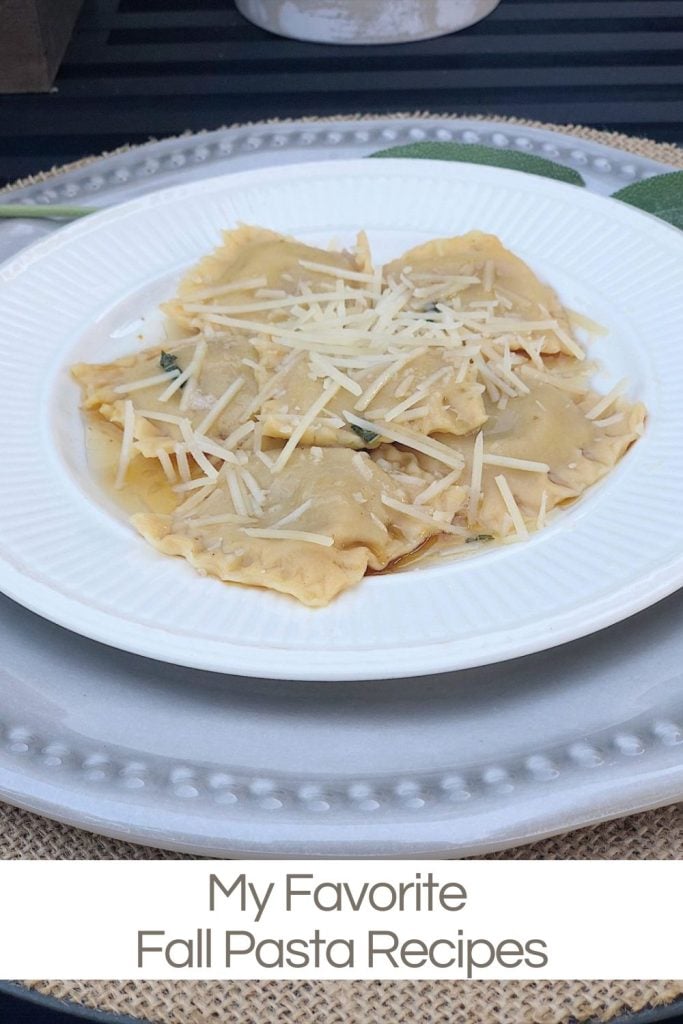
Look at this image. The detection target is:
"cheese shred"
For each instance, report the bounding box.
[114,399,135,490]
[243,527,334,546]
[494,474,528,539]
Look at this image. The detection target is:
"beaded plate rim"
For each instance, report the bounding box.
[0,114,673,224]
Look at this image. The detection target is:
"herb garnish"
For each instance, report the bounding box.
[466,534,494,544]
[159,350,185,386]
[350,423,379,445]
[423,300,441,322]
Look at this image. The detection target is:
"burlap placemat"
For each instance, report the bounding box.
[22,979,683,1024]
[2,801,682,861]
[2,113,682,1022]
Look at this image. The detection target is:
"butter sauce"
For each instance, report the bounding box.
[85,414,177,516]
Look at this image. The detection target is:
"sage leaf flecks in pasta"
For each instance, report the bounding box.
[351,424,380,445]
[159,350,184,385]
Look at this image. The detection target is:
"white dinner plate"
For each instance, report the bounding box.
[0,159,681,681]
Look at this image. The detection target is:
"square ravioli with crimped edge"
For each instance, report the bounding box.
[73,224,646,606]
[72,331,260,457]
[383,231,582,358]
[133,447,466,607]
[163,223,374,331]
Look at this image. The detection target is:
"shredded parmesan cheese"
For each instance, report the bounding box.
[309,351,363,396]
[494,474,528,539]
[157,448,176,483]
[186,513,254,528]
[343,412,464,471]
[134,408,190,426]
[271,499,313,529]
[195,376,245,435]
[243,527,334,546]
[354,349,426,412]
[114,400,135,490]
[520,366,589,394]
[272,383,341,474]
[174,483,219,515]
[384,367,452,422]
[225,466,249,517]
[173,476,219,494]
[160,339,207,403]
[566,308,608,336]
[352,452,373,481]
[183,288,367,315]
[243,352,302,418]
[113,371,173,395]
[297,258,376,283]
[537,490,548,530]
[468,431,484,528]
[585,379,627,421]
[223,421,255,450]
[593,412,624,428]
[241,468,267,507]
[178,419,219,479]
[415,468,462,505]
[483,454,549,473]
[381,495,467,536]
[369,512,388,534]
[184,276,267,301]
[255,449,275,470]
[193,434,240,464]
[174,444,191,483]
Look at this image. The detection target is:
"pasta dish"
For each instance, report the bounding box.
[73,226,645,606]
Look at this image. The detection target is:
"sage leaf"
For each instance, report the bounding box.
[612,171,683,229]
[369,141,585,187]
[350,424,379,445]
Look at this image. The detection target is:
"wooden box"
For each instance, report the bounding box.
[0,0,84,93]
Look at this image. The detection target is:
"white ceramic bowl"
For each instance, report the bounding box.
[234,0,501,45]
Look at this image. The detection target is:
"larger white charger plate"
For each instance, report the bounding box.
[0,158,682,681]
[1,587,683,857]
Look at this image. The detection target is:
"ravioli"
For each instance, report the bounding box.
[416,383,645,543]
[73,331,259,454]
[164,224,373,332]
[383,231,577,358]
[72,225,646,606]
[133,447,465,606]
[256,345,487,448]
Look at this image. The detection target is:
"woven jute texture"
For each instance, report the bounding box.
[22,980,683,1024]
[2,801,683,862]
[3,114,683,1023]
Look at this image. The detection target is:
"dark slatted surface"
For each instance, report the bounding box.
[0,0,682,185]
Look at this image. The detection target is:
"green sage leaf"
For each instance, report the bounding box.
[612,171,683,229]
[369,141,585,187]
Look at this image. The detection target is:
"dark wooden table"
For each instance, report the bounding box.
[0,0,682,1019]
